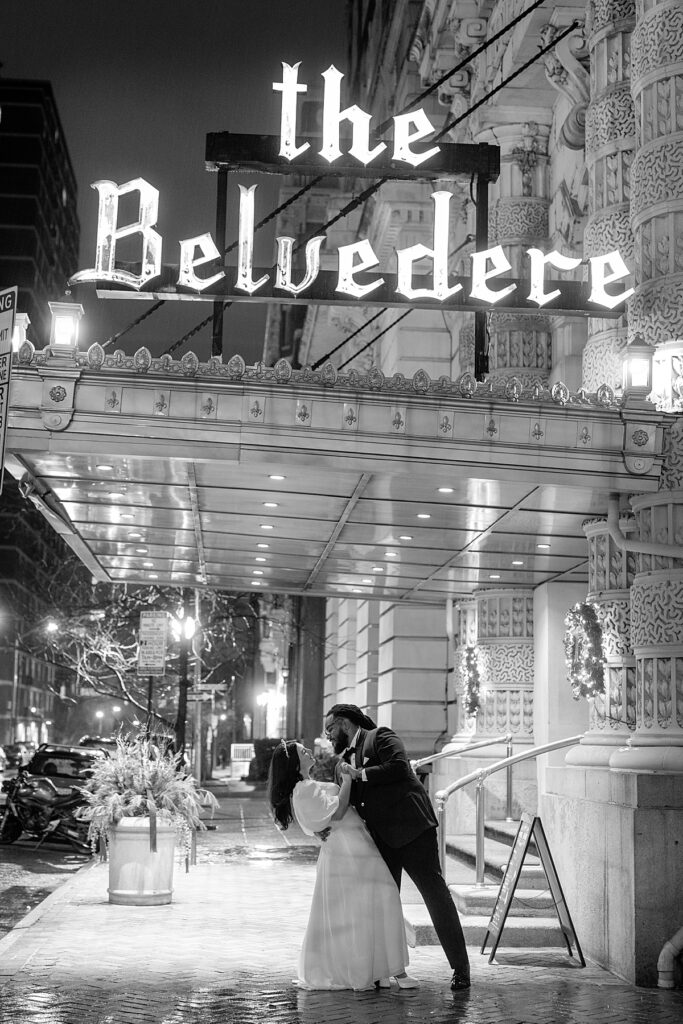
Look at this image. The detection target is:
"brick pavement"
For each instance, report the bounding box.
[0,787,681,1024]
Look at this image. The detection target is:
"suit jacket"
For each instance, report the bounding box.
[343,726,438,848]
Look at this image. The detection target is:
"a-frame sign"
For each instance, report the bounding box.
[481,812,585,965]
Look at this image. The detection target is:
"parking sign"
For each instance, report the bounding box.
[137,610,168,675]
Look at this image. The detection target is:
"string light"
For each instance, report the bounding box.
[563,603,605,700]
[463,645,482,717]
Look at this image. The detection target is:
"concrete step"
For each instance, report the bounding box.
[402,902,566,949]
[483,818,539,853]
[445,834,547,889]
[449,883,554,918]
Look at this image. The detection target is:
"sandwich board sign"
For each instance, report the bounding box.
[481,812,585,965]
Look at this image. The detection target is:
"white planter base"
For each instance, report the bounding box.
[107,818,176,906]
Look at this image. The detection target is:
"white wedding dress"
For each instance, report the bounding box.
[291,778,409,990]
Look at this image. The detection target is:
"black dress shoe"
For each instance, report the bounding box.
[450,971,471,991]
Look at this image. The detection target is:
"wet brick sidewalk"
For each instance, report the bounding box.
[0,788,680,1023]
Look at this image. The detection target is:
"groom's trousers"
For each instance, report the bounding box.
[372,826,470,974]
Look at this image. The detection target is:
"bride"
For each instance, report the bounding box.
[268,739,415,991]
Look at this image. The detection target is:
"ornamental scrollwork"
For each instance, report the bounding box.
[585,89,635,154]
[630,140,683,220]
[631,5,683,83]
[631,576,683,647]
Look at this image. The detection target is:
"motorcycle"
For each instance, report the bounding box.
[0,769,92,855]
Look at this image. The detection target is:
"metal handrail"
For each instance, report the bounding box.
[412,734,514,822]
[435,734,584,883]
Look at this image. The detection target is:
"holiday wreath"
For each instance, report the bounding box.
[563,602,605,700]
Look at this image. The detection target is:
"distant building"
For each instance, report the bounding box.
[0,77,79,346]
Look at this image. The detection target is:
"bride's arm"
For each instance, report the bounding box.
[329,773,352,821]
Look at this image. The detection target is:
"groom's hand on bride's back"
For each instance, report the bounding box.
[315,827,331,842]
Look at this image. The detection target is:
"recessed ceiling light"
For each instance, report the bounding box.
[512,560,524,566]
[489,573,501,579]
[143,562,154,568]
[537,543,550,549]
[399,535,413,541]
[252,570,264,576]
[260,524,274,530]
[417,513,431,519]
[269,474,285,480]
[257,543,269,549]
[128,533,143,540]
[362,578,373,584]
[352,588,362,593]
[437,487,453,494]
[135,547,148,554]
[119,513,134,520]
[255,557,266,563]
[96,464,113,471]
[148,573,158,579]
[253,580,263,586]
[372,566,384,572]
[109,491,125,498]
[263,502,278,508]
[386,551,397,557]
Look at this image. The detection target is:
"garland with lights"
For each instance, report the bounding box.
[463,645,482,717]
[563,603,605,700]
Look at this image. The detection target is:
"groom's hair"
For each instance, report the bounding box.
[327,704,377,730]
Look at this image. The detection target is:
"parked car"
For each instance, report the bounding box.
[78,735,119,753]
[0,745,7,772]
[24,744,107,791]
[4,742,34,768]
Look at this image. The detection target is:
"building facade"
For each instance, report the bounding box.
[0,78,80,346]
[265,0,683,987]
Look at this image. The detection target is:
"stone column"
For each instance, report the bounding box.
[609,0,683,773]
[582,0,636,392]
[610,489,683,771]
[474,588,535,750]
[565,519,637,766]
[477,121,553,386]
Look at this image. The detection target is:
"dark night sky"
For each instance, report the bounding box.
[2,1,348,361]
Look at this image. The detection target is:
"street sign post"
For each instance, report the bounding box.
[137,610,168,676]
[0,287,17,495]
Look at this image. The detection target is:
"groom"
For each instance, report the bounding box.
[324,703,471,992]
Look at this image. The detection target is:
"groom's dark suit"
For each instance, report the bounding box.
[339,725,469,975]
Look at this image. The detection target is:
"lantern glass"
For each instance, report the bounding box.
[48,301,84,353]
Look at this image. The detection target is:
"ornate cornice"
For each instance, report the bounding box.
[15,341,624,410]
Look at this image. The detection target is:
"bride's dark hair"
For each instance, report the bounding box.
[267,740,303,830]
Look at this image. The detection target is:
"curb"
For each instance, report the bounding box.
[0,855,100,960]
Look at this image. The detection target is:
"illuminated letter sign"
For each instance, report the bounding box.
[396,191,462,301]
[70,179,162,290]
[236,184,269,294]
[319,65,387,165]
[272,62,310,161]
[470,246,516,304]
[275,235,325,296]
[178,233,225,291]
[588,251,634,309]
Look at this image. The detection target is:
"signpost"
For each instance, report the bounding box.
[481,812,585,965]
[0,287,17,495]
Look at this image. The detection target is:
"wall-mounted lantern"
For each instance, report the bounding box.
[622,334,654,403]
[48,301,84,355]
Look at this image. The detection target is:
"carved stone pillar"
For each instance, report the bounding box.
[610,489,683,772]
[629,0,683,349]
[473,589,535,747]
[566,519,637,766]
[450,598,478,742]
[478,122,553,386]
[582,0,635,392]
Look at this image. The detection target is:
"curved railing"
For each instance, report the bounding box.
[412,733,514,820]
[435,734,584,882]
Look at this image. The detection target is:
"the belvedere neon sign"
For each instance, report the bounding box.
[70,62,634,313]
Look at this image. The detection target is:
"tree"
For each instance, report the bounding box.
[22,564,260,752]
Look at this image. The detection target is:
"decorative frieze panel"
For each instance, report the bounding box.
[594,597,632,658]
[477,642,535,688]
[585,88,635,153]
[493,197,549,245]
[631,492,683,570]
[628,276,683,342]
[637,655,683,731]
[630,571,683,647]
[587,0,635,37]
[630,2,683,83]
[582,334,625,392]
[630,140,683,222]
[635,212,683,281]
[585,195,632,258]
[584,519,638,591]
[480,687,534,736]
[476,590,534,640]
[639,76,683,145]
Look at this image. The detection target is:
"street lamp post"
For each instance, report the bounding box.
[95,709,104,735]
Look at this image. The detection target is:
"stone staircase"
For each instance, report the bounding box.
[402,819,567,951]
